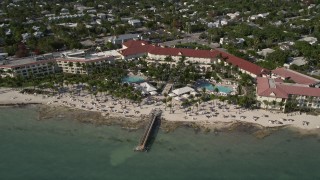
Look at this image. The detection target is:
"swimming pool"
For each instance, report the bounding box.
[196,81,232,94]
[122,76,146,83]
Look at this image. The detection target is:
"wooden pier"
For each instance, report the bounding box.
[135,109,162,152]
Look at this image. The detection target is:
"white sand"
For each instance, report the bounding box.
[1,88,320,130]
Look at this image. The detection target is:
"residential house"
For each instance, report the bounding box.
[128,19,142,27]
[21,33,31,41]
[97,13,106,20]
[108,34,142,45]
[257,48,275,58]
[33,32,43,38]
[286,57,307,67]
[226,12,240,19]
[60,8,70,15]
[299,36,317,45]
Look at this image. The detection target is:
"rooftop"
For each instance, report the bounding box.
[56,50,114,62]
[0,50,116,68]
[121,40,269,76]
[172,86,195,96]
[109,34,141,41]
[257,77,320,98]
[272,67,319,85]
[0,54,55,68]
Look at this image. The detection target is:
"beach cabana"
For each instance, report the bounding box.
[168,93,177,97]
[139,82,157,92]
[149,91,158,95]
[182,94,190,98]
[172,87,195,96]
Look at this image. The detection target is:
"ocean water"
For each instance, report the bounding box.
[0,106,320,180]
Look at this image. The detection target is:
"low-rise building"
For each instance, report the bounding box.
[56,50,115,74]
[257,48,275,58]
[0,50,116,77]
[0,55,57,78]
[286,57,307,67]
[108,34,142,45]
[171,86,195,96]
[272,67,319,85]
[299,36,317,45]
[257,77,320,110]
[128,19,142,27]
[119,40,270,78]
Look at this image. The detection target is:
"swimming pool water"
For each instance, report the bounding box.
[215,85,232,94]
[122,76,145,83]
[197,82,232,94]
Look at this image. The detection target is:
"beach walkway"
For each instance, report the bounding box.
[135,109,162,152]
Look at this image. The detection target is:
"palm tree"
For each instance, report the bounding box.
[167,96,173,112]
[201,87,206,96]
[272,100,277,109]
[168,103,173,113]
[68,62,74,68]
[263,100,269,109]
[6,69,13,77]
[214,87,219,93]
[48,61,56,73]
[76,62,81,73]
[278,101,284,111]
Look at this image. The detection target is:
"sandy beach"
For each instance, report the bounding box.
[1,87,320,131]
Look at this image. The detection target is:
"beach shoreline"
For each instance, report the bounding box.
[0,87,320,137]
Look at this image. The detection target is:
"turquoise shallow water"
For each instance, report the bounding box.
[0,106,320,179]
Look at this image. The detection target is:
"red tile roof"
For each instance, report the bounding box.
[278,83,320,97]
[257,77,320,98]
[216,50,270,76]
[120,44,155,56]
[272,67,319,85]
[120,40,269,76]
[148,47,217,59]
[257,77,289,98]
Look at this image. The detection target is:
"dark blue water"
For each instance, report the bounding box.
[0,106,320,179]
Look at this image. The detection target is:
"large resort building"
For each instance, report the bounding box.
[0,50,116,77]
[257,67,320,110]
[0,55,57,78]
[119,40,270,78]
[56,50,115,74]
